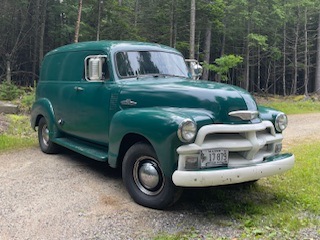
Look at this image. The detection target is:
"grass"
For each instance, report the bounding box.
[154,141,320,239]
[257,95,320,115]
[234,141,320,239]
[0,114,37,152]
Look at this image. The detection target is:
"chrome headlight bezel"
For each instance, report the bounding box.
[177,119,197,143]
[275,113,288,132]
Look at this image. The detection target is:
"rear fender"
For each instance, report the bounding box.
[31,98,60,139]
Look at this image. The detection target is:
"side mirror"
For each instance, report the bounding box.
[85,55,108,81]
[88,57,103,80]
[185,59,202,80]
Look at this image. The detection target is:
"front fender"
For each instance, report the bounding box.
[30,98,59,138]
[258,105,283,122]
[108,108,213,176]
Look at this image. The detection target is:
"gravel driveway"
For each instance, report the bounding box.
[0,113,319,239]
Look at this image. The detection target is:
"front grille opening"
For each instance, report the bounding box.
[204,132,245,142]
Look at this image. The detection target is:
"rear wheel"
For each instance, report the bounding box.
[122,142,181,209]
[38,117,58,154]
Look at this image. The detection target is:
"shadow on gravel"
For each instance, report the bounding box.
[58,147,122,180]
[169,182,290,218]
[55,148,282,215]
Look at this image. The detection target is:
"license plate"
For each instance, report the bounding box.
[200,149,229,168]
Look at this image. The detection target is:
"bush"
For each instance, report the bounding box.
[0,81,23,101]
[19,87,35,113]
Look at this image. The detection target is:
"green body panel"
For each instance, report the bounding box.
[258,106,282,122]
[118,77,258,124]
[108,107,213,175]
[31,40,286,176]
[31,98,60,139]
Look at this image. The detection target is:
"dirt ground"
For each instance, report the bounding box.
[0,113,319,239]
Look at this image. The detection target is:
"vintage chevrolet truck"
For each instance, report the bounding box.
[31,41,295,209]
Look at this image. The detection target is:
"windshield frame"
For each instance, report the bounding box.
[114,50,189,79]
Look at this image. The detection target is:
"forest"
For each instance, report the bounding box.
[0,0,320,96]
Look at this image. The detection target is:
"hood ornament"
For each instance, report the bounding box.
[228,110,259,121]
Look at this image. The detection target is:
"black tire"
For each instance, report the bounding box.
[38,117,59,154]
[122,142,180,209]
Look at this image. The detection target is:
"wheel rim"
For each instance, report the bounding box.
[41,123,50,147]
[133,156,165,196]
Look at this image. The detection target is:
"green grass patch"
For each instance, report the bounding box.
[257,95,320,114]
[0,134,36,152]
[262,100,320,115]
[233,141,320,238]
[153,141,320,239]
[0,114,37,152]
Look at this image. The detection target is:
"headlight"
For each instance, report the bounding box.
[275,113,288,132]
[177,119,197,142]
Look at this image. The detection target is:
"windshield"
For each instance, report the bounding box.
[116,51,189,78]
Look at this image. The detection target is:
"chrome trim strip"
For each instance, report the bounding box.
[228,110,259,120]
[120,99,137,106]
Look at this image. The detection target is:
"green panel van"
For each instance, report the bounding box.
[31,41,294,209]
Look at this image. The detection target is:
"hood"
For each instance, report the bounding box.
[118,77,258,124]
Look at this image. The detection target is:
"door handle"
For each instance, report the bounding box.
[74,86,84,91]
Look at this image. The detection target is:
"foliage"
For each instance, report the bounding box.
[19,87,35,113]
[0,114,37,152]
[0,0,319,96]
[204,55,243,81]
[248,33,268,50]
[0,82,23,101]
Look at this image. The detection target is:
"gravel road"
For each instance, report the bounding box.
[0,114,319,239]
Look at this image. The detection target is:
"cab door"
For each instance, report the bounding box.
[57,53,116,145]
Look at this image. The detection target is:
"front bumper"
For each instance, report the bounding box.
[172,153,295,187]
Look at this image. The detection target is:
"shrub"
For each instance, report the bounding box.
[19,87,35,113]
[0,81,23,101]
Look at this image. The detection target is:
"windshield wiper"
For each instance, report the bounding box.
[135,73,186,80]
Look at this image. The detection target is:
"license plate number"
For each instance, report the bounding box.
[200,149,229,168]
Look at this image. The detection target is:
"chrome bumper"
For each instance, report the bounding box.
[172,153,294,187]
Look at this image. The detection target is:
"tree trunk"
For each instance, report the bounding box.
[96,0,102,41]
[202,21,212,80]
[169,0,176,48]
[189,0,195,59]
[134,0,139,28]
[6,54,11,83]
[39,0,48,67]
[74,0,83,43]
[244,20,251,91]
[32,0,40,81]
[257,45,261,92]
[291,8,300,95]
[221,19,226,56]
[303,8,308,96]
[315,12,320,93]
[282,21,287,96]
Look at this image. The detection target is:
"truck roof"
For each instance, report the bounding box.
[46,40,180,56]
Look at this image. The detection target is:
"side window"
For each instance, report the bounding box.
[85,55,109,81]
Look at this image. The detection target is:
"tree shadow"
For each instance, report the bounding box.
[57,147,122,181]
[169,181,292,218]
[52,148,294,218]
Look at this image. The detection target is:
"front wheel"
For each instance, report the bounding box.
[122,142,180,209]
[38,117,59,154]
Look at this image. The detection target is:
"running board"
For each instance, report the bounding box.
[53,137,108,162]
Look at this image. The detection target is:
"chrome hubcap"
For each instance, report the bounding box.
[41,124,50,146]
[133,156,164,196]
